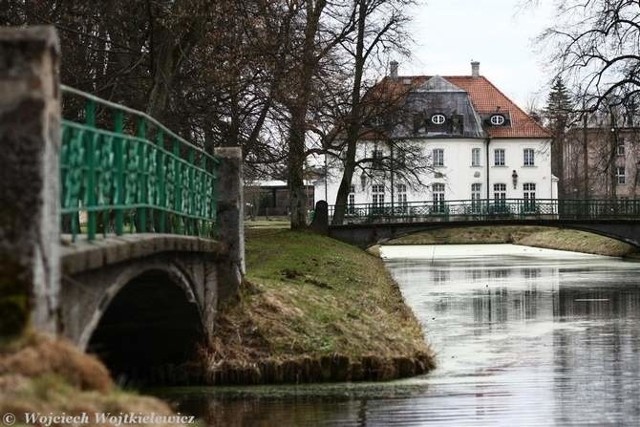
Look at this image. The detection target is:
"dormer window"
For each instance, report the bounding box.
[431,114,446,125]
[490,114,505,126]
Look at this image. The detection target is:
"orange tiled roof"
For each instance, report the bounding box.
[380,75,550,139]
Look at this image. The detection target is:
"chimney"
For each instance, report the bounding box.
[390,60,399,79]
[471,60,480,77]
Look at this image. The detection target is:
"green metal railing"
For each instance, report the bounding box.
[60,86,218,241]
[329,198,640,224]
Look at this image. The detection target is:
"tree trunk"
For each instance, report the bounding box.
[289,106,308,229]
[332,0,367,225]
[287,0,326,229]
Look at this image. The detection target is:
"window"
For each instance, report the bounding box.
[490,114,505,125]
[617,167,626,184]
[472,148,481,167]
[372,184,385,206]
[471,183,482,213]
[524,148,535,166]
[433,148,444,167]
[431,114,446,125]
[397,184,407,205]
[494,149,505,166]
[372,149,383,169]
[523,183,536,212]
[397,184,407,213]
[493,183,506,210]
[617,140,625,156]
[348,185,355,214]
[432,183,445,213]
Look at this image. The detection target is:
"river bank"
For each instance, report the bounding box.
[385,225,639,257]
[201,228,435,385]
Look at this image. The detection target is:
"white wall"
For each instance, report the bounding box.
[314,137,553,206]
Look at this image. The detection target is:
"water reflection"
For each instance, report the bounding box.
[383,244,640,426]
[164,244,640,426]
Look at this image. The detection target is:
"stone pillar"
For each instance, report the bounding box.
[214,147,245,301]
[0,27,61,337]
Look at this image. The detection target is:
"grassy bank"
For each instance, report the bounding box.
[203,229,434,385]
[0,333,185,427]
[386,226,637,257]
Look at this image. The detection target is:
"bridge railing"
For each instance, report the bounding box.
[329,198,640,224]
[60,86,219,241]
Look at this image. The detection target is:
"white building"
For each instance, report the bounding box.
[316,61,556,217]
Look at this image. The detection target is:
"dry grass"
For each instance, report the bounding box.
[388,226,551,245]
[387,226,638,257]
[0,333,184,426]
[516,229,635,257]
[206,229,433,369]
[0,333,112,393]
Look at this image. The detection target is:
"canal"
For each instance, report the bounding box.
[164,244,640,426]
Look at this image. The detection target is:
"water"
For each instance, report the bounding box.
[163,245,640,426]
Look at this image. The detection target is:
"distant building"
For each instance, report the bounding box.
[563,122,640,199]
[315,61,556,212]
[244,180,315,218]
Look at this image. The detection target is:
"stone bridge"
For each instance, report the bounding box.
[0,27,244,380]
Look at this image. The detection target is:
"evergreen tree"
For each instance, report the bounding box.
[545,77,573,131]
[544,77,574,197]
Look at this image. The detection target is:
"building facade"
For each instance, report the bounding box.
[316,62,556,215]
[563,121,640,200]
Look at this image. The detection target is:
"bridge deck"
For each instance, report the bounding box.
[60,234,224,275]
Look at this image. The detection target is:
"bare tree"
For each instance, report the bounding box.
[537,0,640,112]
[329,0,414,225]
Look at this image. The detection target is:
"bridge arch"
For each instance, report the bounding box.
[82,263,206,384]
[329,220,640,249]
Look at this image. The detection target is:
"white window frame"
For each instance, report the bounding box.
[523,183,536,212]
[431,114,446,125]
[472,148,481,167]
[524,148,535,166]
[471,183,482,213]
[433,148,444,167]
[490,114,505,126]
[432,183,446,213]
[617,140,626,156]
[397,184,407,205]
[397,184,407,213]
[372,184,385,206]
[616,166,626,184]
[493,183,506,206]
[494,149,505,166]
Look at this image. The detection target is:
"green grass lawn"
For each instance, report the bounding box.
[205,228,434,381]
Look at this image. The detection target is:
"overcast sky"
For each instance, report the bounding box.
[400,0,557,110]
